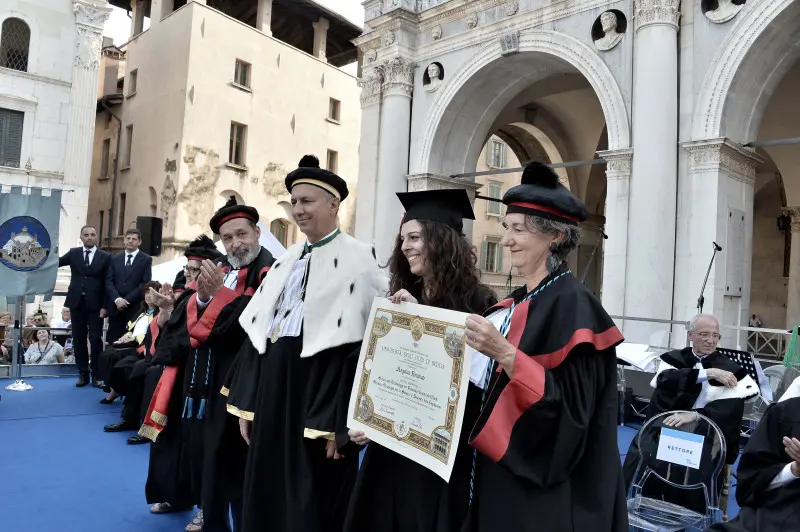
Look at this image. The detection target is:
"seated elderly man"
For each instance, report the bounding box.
[623,314,756,513]
[707,376,800,531]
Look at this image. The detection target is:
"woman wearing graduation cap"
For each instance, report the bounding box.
[461,163,627,531]
[344,188,497,532]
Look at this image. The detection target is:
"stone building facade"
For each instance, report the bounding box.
[353,0,800,346]
[87,0,362,261]
[0,0,111,300]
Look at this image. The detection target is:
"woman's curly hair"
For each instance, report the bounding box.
[387,219,496,314]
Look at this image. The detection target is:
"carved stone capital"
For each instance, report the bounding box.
[466,14,478,29]
[407,173,482,196]
[382,57,414,98]
[782,207,800,233]
[634,0,681,32]
[386,0,415,12]
[683,138,764,186]
[73,0,111,30]
[358,67,385,108]
[597,148,633,180]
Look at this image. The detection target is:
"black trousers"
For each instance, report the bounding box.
[70,299,103,377]
[106,305,138,344]
[121,373,147,425]
[203,497,243,532]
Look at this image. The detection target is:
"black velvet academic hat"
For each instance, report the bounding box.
[209,196,260,235]
[397,189,475,233]
[502,162,587,226]
[285,155,349,201]
[184,234,223,262]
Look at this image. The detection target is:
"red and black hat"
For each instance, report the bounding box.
[285,155,349,201]
[184,234,223,262]
[209,196,260,235]
[502,162,587,226]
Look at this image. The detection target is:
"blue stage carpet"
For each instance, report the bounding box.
[0,378,739,531]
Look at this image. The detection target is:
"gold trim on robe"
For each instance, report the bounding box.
[303,428,335,441]
[226,403,254,421]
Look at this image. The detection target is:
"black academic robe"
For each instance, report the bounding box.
[145,289,197,509]
[184,248,273,530]
[707,396,800,532]
[622,348,749,514]
[344,288,497,532]
[464,264,627,532]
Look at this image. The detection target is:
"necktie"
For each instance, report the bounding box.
[126,254,132,267]
[84,249,90,268]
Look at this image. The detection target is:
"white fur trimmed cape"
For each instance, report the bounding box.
[239,232,389,358]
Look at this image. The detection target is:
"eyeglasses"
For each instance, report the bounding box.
[693,332,722,341]
[184,266,201,275]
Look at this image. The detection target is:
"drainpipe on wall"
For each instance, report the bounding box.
[100,95,123,250]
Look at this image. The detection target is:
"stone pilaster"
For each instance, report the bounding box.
[312,17,329,61]
[256,0,273,35]
[596,148,632,318]
[677,138,762,347]
[783,207,800,329]
[624,0,681,343]
[354,66,385,244]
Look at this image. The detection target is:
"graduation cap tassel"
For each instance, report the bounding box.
[182,397,194,419]
[197,398,206,420]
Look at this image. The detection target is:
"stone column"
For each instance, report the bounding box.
[597,148,633,318]
[256,0,273,35]
[63,0,110,282]
[679,139,762,348]
[784,207,800,329]
[624,0,681,343]
[150,0,174,26]
[312,17,329,61]
[373,57,414,263]
[354,66,384,244]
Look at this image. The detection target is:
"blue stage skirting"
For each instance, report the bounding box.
[0,378,739,531]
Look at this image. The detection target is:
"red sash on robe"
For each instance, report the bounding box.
[138,366,178,441]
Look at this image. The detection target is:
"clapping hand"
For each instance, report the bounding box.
[783,436,800,477]
[196,260,225,302]
[149,283,175,311]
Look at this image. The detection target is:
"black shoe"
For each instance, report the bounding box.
[99,397,116,404]
[76,375,89,387]
[127,434,149,445]
[104,421,139,432]
[92,379,103,388]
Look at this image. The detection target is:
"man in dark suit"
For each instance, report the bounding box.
[59,225,111,387]
[105,228,152,343]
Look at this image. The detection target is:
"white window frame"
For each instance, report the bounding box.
[481,237,503,273]
[486,139,507,169]
[0,94,35,171]
[486,181,502,216]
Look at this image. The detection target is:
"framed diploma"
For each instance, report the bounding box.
[347,297,471,482]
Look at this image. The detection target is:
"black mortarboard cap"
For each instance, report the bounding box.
[209,196,260,235]
[502,162,587,225]
[285,155,349,201]
[184,234,224,261]
[396,189,475,233]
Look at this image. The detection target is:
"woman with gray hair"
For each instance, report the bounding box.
[462,162,627,531]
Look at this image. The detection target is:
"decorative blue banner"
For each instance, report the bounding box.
[0,186,63,297]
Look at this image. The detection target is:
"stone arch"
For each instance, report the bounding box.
[693,0,800,142]
[415,30,630,176]
[215,189,244,211]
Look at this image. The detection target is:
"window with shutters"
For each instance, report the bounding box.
[481,238,503,273]
[486,139,507,168]
[486,181,502,215]
[0,18,30,72]
[0,107,24,168]
[100,139,110,178]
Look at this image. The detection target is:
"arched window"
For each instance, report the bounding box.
[0,18,31,72]
[149,187,158,216]
[270,219,289,247]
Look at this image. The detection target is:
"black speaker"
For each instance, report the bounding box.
[137,216,163,257]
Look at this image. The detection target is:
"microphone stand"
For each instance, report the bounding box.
[697,242,722,315]
[581,228,608,284]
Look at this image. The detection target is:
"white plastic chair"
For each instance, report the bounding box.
[627,410,726,531]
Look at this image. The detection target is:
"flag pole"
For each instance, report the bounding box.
[5,296,33,391]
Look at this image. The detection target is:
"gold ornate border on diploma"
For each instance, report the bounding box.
[352,307,466,464]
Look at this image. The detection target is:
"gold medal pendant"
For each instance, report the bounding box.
[271,322,281,343]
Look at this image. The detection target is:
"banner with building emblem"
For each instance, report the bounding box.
[0,186,63,297]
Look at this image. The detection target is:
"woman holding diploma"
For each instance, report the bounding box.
[462,162,627,532]
[345,188,497,532]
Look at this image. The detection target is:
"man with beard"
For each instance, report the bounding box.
[140,236,222,530]
[186,197,274,532]
[223,155,387,532]
[623,314,757,514]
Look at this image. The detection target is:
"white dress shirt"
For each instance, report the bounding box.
[115,249,141,304]
[83,246,97,265]
[768,462,799,490]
